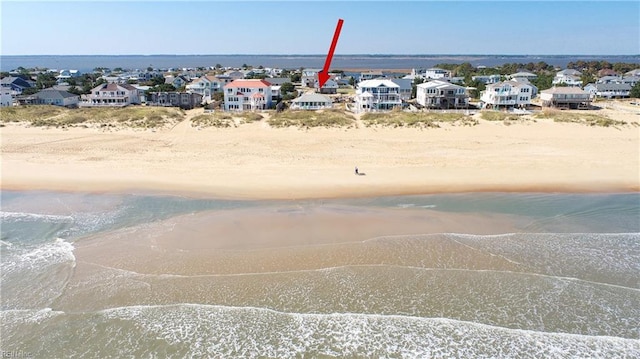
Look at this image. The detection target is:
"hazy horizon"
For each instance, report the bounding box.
[2,1,638,56]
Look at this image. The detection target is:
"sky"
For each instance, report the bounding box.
[1,1,639,55]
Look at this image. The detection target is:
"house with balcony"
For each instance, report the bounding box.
[389,78,412,101]
[79,83,140,107]
[301,69,320,87]
[148,92,203,109]
[1,76,33,95]
[553,69,583,87]
[353,79,402,113]
[186,75,231,102]
[584,83,632,99]
[290,92,333,110]
[480,80,533,109]
[34,88,79,107]
[416,80,468,109]
[540,87,591,109]
[223,79,272,111]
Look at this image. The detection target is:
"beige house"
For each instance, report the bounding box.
[540,87,591,109]
[290,92,333,110]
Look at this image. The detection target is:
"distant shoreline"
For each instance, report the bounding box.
[2,54,638,73]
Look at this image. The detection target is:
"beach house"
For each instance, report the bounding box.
[353,79,402,113]
[314,78,339,94]
[290,92,333,110]
[34,88,79,107]
[223,79,272,111]
[416,80,468,109]
[1,76,33,95]
[148,92,203,109]
[553,69,583,87]
[584,83,632,99]
[472,74,502,85]
[480,80,533,109]
[186,75,232,102]
[423,68,451,79]
[301,69,320,87]
[540,87,591,109]
[80,83,140,107]
[1,87,13,107]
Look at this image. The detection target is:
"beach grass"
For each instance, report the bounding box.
[1,105,186,128]
[268,109,355,128]
[534,110,629,127]
[480,111,522,122]
[191,112,264,128]
[1,105,67,123]
[361,111,476,128]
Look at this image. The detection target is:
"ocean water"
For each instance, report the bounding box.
[1,191,639,358]
[2,54,639,73]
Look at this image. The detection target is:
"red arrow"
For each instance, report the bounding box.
[318,19,344,89]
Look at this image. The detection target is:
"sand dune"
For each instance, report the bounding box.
[1,107,638,199]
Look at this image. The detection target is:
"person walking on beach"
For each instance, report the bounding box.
[355,166,359,175]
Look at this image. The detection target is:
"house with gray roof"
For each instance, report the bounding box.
[290,92,333,110]
[508,72,537,80]
[314,78,339,94]
[1,76,33,94]
[584,83,632,99]
[540,87,591,109]
[35,88,79,107]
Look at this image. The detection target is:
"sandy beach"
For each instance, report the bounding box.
[1,105,639,199]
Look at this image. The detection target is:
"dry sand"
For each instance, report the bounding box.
[1,106,639,199]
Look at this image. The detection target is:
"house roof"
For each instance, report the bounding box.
[509,72,537,78]
[541,87,588,95]
[225,79,271,88]
[251,93,264,98]
[35,88,78,99]
[557,69,582,76]
[263,77,290,86]
[417,80,465,90]
[292,92,332,104]
[358,79,399,88]
[595,83,632,91]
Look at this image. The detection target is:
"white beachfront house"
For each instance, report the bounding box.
[80,83,140,107]
[353,79,402,113]
[416,80,468,109]
[480,80,533,109]
[553,69,583,87]
[290,92,333,110]
[223,79,272,111]
[186,75,232,102]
